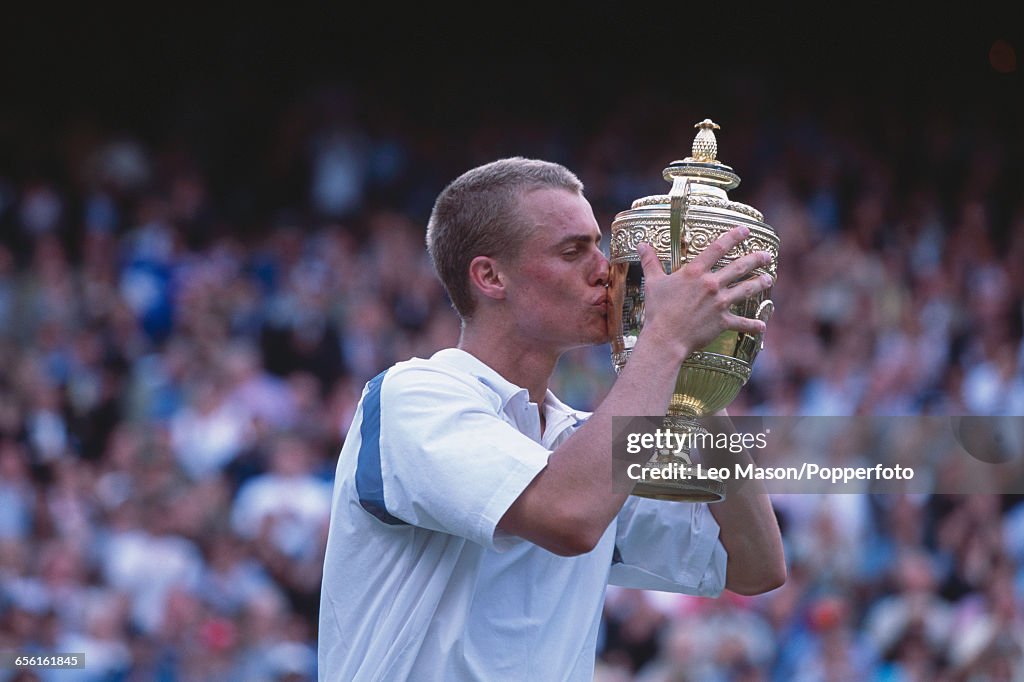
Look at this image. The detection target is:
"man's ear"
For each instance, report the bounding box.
[467,255,507,302]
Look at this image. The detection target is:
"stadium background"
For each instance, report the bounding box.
[1,5,1023,680]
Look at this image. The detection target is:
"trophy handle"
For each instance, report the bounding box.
[668,176,691,273]
[749,298,775,362]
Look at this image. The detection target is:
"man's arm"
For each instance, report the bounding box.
[499,227,774,556]
[702,411,787,595]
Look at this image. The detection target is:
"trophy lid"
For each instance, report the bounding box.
[663,119,741,191]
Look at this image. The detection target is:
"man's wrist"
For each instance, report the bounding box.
[632,328,692,367]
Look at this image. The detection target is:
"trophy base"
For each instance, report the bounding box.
[631,472,726,503]
[629,415,726,503]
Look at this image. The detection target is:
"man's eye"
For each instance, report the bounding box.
[562,250,579,258]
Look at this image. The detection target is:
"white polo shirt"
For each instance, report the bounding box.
[318,348,726,682]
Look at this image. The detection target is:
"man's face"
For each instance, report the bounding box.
[499,188,611,352]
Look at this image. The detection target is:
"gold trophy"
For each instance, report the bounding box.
[608,120,779,501]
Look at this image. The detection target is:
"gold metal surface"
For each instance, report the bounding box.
[609,120,780,502]
[689,119,721,163]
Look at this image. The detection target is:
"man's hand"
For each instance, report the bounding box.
[637,225,772,363]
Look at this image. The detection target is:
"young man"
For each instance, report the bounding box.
[318,158,785,681]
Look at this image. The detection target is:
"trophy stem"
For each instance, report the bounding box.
[631,412,726,503]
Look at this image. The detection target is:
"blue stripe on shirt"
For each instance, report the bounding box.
[355,370,408,526]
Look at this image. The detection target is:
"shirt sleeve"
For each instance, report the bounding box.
[608,497,727,596]
[367,365,551,551]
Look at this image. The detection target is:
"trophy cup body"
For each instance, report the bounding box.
[608,120,780,501]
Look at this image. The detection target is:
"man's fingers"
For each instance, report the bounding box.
[725,274,774,302]
[716,250,772,285]
[637,242,664,280]
[725,313,767,336]
[690,226,750,272]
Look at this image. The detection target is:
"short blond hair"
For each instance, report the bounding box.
[426,157,583,319]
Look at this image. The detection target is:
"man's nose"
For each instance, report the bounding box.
[592,253,610,288]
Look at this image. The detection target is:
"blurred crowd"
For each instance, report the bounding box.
[1,73,1023,681]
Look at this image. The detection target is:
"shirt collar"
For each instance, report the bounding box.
[430,348,588,423]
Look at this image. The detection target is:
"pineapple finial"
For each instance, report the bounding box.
[691,119,721,163]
